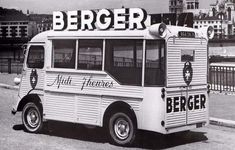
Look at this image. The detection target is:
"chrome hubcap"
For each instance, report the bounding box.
[26,108,39,128]
[114,118,130,140]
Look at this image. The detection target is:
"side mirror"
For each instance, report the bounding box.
[21,44,27,58]
[14,77,21,85]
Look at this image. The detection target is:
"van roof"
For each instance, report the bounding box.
[30,28,155,43]
[29,24,208,43]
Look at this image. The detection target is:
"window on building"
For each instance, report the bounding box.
[10,26,17,37]
[187,4,190,9]
[194,25,198,29]
[105,39,143,86]
[27,46,44,69]
[19,26,27,37]
[53,40,76,69]
[145,40,165,86]
[1,27,8,37]
[78,40,103,70]
[191,3,194,9]
[195,2,199,9]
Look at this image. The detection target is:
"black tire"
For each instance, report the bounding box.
[108,112,136,146]
[22,102,43,133]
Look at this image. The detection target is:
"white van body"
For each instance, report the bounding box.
[12,23,212,145]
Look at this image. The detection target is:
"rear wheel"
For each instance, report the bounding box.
[22,102,43,133]
[108,112,136,146]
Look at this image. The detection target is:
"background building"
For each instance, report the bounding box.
[0,7,52,73]
[168,0,235,38]
[29,14,53,34]
[169,0,184,14]
[193,16,227,38]
[185,0,199,9]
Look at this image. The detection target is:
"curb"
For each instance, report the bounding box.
[210,117,235,128]
[0,83,19,90]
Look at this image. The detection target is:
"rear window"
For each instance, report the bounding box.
[181,49,195,62]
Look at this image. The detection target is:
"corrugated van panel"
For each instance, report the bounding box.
[187,89,208,124]
[45,71,143,98]
[76,95,101,125]
[167,38,207,87]
[19,68,45,97]
[165,89,187,128]
[44,92,76,122]
[101,96,142,112]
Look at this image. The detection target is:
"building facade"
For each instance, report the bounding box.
[0,7,52,73]
[169,0,184,14]
[0,13,34,60]
[181,0,235,38]
[29,14,52,34]
[169,0,199,14]
[193,16,227,38]
[185,0,199,10]
[0,16,35,39]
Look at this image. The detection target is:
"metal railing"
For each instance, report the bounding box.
[209,65,235,92]
[0,58,23,74]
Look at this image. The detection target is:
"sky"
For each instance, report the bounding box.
[1,0,217,14]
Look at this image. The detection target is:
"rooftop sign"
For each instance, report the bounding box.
[53,8,147,31]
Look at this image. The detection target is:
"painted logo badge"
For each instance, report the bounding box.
[183,61,193,86]
[30,69,38,89]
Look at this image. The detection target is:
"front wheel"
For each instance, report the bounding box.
[108,112,136,146]
[22,102,43,133]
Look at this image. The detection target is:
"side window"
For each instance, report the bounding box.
[27,46,44,69]
[78,40,103,70]
[145,40,165,86]
[105,40,143,86]
[53,40,76,69]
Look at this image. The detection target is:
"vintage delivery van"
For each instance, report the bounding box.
[12,8,214,146]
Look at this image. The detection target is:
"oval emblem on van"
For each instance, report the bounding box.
[183,61,193,86]
[30,69,38,89]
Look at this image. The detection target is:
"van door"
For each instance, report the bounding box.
[19,45,45,99]
[165,37,208,128]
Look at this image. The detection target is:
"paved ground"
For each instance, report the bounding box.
[0,73,20,86]
[1,88,235,150]
[210,93,235,121]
